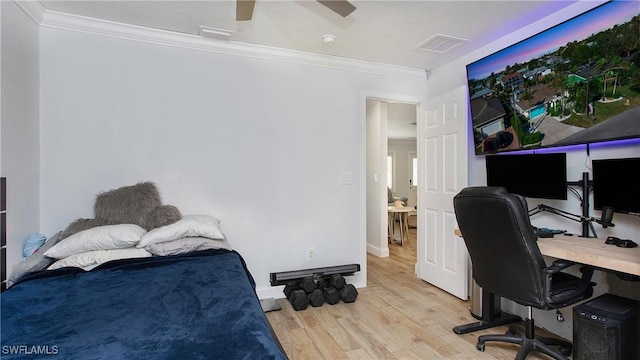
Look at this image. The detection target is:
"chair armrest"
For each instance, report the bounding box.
[543,260,595,306]
[545,259,577,273]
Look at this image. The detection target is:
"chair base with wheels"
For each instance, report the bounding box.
[477,307,571,360]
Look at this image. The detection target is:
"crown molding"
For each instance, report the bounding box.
[39,10,426,81]
[14,0,46,25]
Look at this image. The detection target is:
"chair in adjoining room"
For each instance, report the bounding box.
[453,186,595,360]
[387,187,408,206]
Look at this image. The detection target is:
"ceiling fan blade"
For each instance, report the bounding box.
[236,0,256,21]
[317,0,356,17]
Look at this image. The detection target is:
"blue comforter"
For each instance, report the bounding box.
[1,249,287,360]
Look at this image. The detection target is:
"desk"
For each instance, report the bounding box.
[452,230,640,334]
[453,230,639,275]
[388,206,413,246]
[538,235,640,276]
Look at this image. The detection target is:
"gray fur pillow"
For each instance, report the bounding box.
[145,205,182,230]
[60,218,109,240]
[94,182,161,227]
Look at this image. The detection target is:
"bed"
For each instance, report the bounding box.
[1,249,287,359]
[0,182,287,359]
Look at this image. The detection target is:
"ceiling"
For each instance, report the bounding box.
[39,0,577,70]
[37,0,578,140]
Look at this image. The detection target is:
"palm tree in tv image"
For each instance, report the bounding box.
[547,73,569,119]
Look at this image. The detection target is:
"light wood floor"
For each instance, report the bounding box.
[266,224,567,359]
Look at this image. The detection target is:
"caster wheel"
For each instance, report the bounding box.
[476,342,485,352]
[507,325,519,335]
[560,347,571,356]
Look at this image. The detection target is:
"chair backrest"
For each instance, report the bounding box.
[453,186,548,308]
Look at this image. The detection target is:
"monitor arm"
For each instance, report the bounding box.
[528,172,613,238]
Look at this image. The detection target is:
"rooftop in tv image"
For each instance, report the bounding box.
[467,1,640,155]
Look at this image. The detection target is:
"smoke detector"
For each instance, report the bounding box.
[322,34,336,46]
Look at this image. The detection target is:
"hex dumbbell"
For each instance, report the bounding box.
[340,284,358,303]
[323,286,341,305]
[330,274,346,290]
[300,277,316,293]
[289,289,309,311]
[308,288,325,307]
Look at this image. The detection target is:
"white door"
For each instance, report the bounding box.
[417,86,469,300]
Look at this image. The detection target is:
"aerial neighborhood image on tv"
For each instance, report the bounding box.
[467,1,640,155]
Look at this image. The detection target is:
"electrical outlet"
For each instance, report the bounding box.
[307,247,314,260]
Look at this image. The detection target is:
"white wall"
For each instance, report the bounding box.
[426,0,640,340]
[38,25,428,298]
[365,101,389,258]
[1,1,40,276]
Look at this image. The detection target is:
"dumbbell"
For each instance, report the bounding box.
[340,283,358,303]
[315,277,330,291]
[283,283,300,299]
[284,282,310,311]
[330,274,346,290]
[289,289,309,311]
[323,286,341,305]
[308,288,325,307]
[300,277,316,293]
[284,277,321,310]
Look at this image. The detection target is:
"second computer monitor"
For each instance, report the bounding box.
[485,152,567,200]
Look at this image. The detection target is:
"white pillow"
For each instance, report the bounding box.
[137,215,225,248]
[47,247,152,271]
[44,224,147,259]
[145,236,232,256]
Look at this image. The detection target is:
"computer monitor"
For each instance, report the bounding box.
[486,152,567,200]
[592,157,640,215]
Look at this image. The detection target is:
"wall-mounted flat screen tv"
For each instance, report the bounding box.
[486,152,567,200]
[467,1,640,155]
[592,157,640,215]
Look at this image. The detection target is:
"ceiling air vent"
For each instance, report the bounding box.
[416,34,469,53]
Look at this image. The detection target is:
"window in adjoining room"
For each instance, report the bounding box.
[411,154,418,188]
[387,153,395,190]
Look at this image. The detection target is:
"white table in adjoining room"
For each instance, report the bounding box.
[388,206,415,246]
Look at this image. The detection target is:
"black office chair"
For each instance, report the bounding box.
[453,186,595,360]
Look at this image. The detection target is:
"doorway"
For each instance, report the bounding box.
[363,86,470,300]
[365,97,418,261]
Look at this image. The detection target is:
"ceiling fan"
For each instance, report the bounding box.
[236,0,356,21]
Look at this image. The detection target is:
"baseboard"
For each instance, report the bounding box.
[366,242,389,258]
